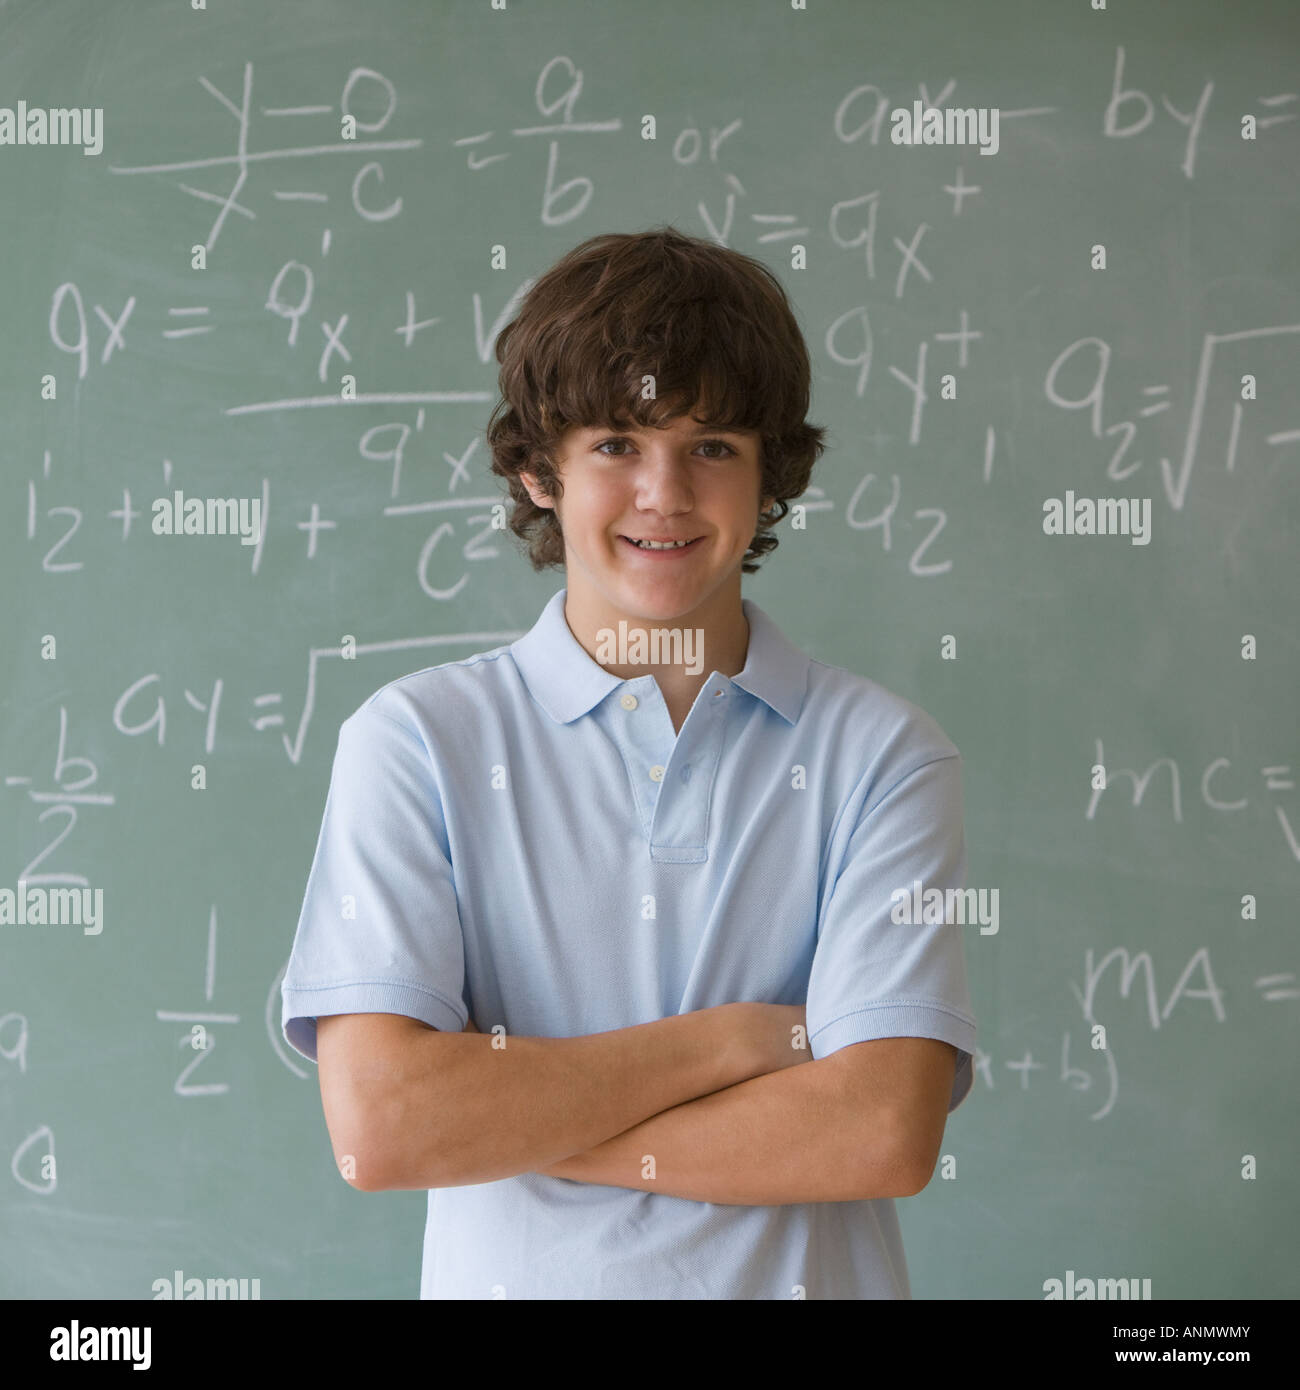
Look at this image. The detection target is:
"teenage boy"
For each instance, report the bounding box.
[282,226,976,1299]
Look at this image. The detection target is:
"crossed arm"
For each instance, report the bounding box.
[463,1017,957,1205]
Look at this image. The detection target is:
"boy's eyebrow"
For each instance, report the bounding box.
[582,423,758,436]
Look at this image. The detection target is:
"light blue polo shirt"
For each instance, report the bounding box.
[282,587,977,1299]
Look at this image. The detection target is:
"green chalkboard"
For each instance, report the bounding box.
[2,0,1297,1300]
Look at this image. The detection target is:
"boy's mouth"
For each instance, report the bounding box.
[619,536,704,555]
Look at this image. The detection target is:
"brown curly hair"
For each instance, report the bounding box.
[486,226,827,573]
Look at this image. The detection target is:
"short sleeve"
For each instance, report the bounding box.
[805,754,977,1112]
[280,701,467,1063]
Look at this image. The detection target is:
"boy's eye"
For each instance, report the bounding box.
[593,437,736,458]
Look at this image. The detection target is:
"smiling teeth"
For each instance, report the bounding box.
[631,538,691,549]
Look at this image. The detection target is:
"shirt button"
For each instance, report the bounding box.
[649,765,665,782]
[620,693,638,711]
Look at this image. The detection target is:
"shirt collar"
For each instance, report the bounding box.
[512,587,810,727]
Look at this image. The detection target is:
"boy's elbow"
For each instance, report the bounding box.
[897,1134,944,1197]
[316,1012,450,1192]
[326,1109,402,1191]
[333,1090,468,1191]
[902,1161,935,1198]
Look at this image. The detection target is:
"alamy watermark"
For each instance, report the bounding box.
[151,490,263,546]
[890,100,1000,156]
[595,623,704,676]
[1043,491,1152,545]
[152,1269,261,1299]
[0,881,103,935]
[1043,1269,1152,1299]
[890,880,999,935]
[0,101,102,155]
[50,1322,149,1370]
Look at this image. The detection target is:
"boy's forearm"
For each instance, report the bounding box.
[378,1006,753,1190]
[535,1059,911,1205]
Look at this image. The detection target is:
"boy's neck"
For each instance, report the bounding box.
[561,587,752,719]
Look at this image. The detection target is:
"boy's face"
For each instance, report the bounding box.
[520,413,775,626]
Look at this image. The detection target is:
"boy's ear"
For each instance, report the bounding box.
[519,471,556,510]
